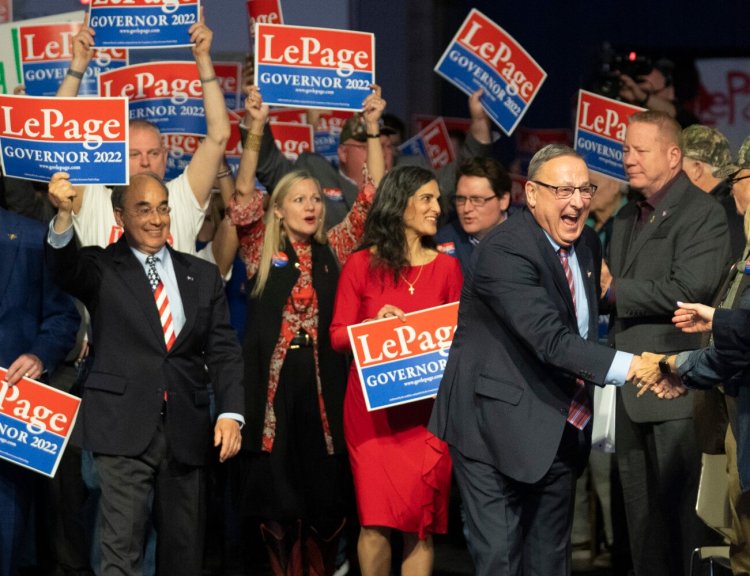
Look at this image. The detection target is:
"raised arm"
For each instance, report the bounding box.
[185,13,231,208]
[56,17,95,98]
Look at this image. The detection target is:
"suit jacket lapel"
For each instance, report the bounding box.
[111,238,166,348]
[527,211,578,327]
[0,210,20,305]
[574,237,598,340]
[170,248,197,350]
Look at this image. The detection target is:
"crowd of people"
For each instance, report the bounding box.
[2,9,750,576]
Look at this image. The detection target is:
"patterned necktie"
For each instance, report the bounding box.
[145,255,176,351]
[558,247,591,430]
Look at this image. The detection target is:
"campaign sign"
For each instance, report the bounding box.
[214,61,242,110]
[0,368,81,477]
[0,94,128,184]
[434,9,546,136]
[348,302,459,411]
[163,132,200,181]
[88,0,200,49]
[575,90,644,181]
[18,23,128,97]
[225,109,243,177]
[99,61,206,134]
[399,116,455,171]
[269,121,314,160]
[268,107,307,124]
[413,113,471,135]
[246,0,283,41]
[255,23,375,111]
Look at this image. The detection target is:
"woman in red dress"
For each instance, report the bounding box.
[330,166,463,575]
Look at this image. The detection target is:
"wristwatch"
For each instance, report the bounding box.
[658,355,672,375]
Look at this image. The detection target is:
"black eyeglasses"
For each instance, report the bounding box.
[532,180,598,199]
[727,174,750,187]
[453,195,498,207]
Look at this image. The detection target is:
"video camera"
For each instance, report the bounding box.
[590,44,671,100]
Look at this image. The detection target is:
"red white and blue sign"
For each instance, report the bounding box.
[399,116,455,171]
[575,90,644,182]
[163,132,200,181]
[348,302,459,411]
[255,23,375,111]
[246,0,284,42]
[0,94,129,184]
[434,9,546,136]
[88,0,200,49]
[18,22,128,97]
[99,61,205,134]
[214,61,242,111]
[269,121,313,161]
[0,369,81,477]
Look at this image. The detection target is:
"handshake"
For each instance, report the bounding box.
[627,301,714,400]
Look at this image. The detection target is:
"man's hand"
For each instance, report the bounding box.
[633,352,688,399]
[49,172,77,232]
[214,418,241,463]
[468,88,491,144]
[646,374,688,400]
[600,259,613,297]
[673,301,714,333]
[5,354,44,386]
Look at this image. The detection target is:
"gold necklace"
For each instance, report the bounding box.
[400,264,424,295]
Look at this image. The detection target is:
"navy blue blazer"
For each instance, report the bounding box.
[0,208,79,373]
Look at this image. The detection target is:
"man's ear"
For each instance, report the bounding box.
[525,182,537,209]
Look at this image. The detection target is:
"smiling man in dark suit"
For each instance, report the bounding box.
[45,171,244,576]
[430,144,641,576]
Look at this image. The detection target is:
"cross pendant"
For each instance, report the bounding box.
[408,285,415,295]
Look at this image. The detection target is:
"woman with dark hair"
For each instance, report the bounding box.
[223,85,386,576]
[330,166,463,575]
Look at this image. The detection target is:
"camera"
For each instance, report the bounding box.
[589,44,657,99]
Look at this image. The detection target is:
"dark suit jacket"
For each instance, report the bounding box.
[434,220,476,277]
[0,208,79,372]
[429,208,617,484]
[608,172,730,423]
[46,236,244,467]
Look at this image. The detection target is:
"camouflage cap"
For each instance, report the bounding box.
[682,124,731,169]
[714,135,750,179]
[339,115,395,145]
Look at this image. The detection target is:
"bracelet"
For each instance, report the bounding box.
[366,131,381,139]
[67,68,85,80]
[200,76,218,84]
[245,132,263,152]
[217,168,232,179]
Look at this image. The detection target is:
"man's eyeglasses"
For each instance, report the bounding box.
[453,195,498,207]
[727,174,750,187]
[118,205,171,219]
[532,180,598,199]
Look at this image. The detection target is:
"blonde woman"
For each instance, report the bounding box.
[224,85,385,575]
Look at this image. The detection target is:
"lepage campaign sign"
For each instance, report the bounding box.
[434,9,546,136]
[214,61,242,110]
[0,369,81,477]
[18,23,128,97]
[246,0,283,43]
[88,0,200,49]
[399,117,455,171]
[99,61,206,134]
[0,94,128,184]
[574,90,644,181]
[348,302,459,411]
[269,121,314,160]
[255,23,375,111]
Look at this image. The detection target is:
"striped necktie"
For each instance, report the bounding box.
[558,247,591,430]
[145,255,176,351]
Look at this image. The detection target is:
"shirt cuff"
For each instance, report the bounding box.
[47,218,74,248]
[217,412,245,428]
[604,351,634,386]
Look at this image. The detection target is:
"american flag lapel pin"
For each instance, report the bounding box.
[8,233,17,240]
[187,275,194,281]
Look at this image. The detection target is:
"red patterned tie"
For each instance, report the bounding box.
[558,248,591,430]
[145,256,176,351]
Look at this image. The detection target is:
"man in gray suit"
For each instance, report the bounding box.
[430,145,641,576]
[602,110,731,575]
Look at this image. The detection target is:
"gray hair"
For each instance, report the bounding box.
[527,144,583,180]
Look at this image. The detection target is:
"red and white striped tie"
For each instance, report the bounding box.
[558,247,591,430]
[145,256,176,351]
